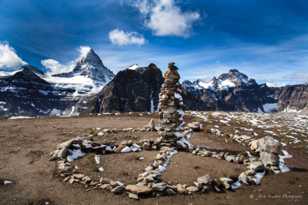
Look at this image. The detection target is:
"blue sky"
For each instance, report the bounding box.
[0,0,308,85]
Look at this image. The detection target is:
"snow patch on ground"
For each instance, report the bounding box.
[67,149,86,162]
[263,103,278,113]
[9,116,34,119]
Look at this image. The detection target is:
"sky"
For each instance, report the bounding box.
[0,0,308,85]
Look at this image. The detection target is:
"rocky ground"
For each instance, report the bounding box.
[0,112,308,205]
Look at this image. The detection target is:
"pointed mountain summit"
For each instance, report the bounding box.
[54,48,114,84]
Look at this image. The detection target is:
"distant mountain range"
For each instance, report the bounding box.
[0,48,307,117]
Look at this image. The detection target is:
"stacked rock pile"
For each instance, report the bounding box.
[158,63,190,150]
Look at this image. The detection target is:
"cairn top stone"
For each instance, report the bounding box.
[163,62,180,82]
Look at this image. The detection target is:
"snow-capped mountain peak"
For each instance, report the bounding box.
[72,48,114,83]
[185,69,257,91]
[53,48,114,85]
[78,47,102,66]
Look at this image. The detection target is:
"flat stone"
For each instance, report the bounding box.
[100,184,112,190]
[187,122,203,131]
[72,174,85,179]
[125,184,152,194]
[197,175,212,185]
[186,186,199,193]
[82,176,91,183]
[176,184,187,194]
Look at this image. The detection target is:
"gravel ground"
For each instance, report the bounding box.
[0,113,307,205]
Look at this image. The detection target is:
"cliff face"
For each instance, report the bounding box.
[98,64,163,113]
[276,84,308,111]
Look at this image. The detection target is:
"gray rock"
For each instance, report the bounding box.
[152,182,167,192]
[112,185,125,194]
[165,188,177,195]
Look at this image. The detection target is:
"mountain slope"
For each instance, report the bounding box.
[276,84,308,112]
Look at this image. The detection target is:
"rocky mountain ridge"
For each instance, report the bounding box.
[182,70,307,112]
[0,54,307,117]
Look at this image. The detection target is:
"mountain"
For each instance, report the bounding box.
[98,63,163,113]
[54,48,114,84]
[182,69,278,112]
[0,65,70,117]
[0,49,114,117]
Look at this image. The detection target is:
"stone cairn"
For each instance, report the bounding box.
[158,63,190,150]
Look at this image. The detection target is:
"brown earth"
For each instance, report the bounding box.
[0,114,307,205]
[162,153,245,185]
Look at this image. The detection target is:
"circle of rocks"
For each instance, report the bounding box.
[49,122,290,200]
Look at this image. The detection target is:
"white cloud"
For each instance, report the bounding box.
[0,43,26,69]
[78,46,92,60]
[41,59,74,75]
[135,0,200,37]
[109,29,146,46]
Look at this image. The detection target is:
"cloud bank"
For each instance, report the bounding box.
[109,29,146,46]
[0,43,26,69]
[135,0,200,37]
